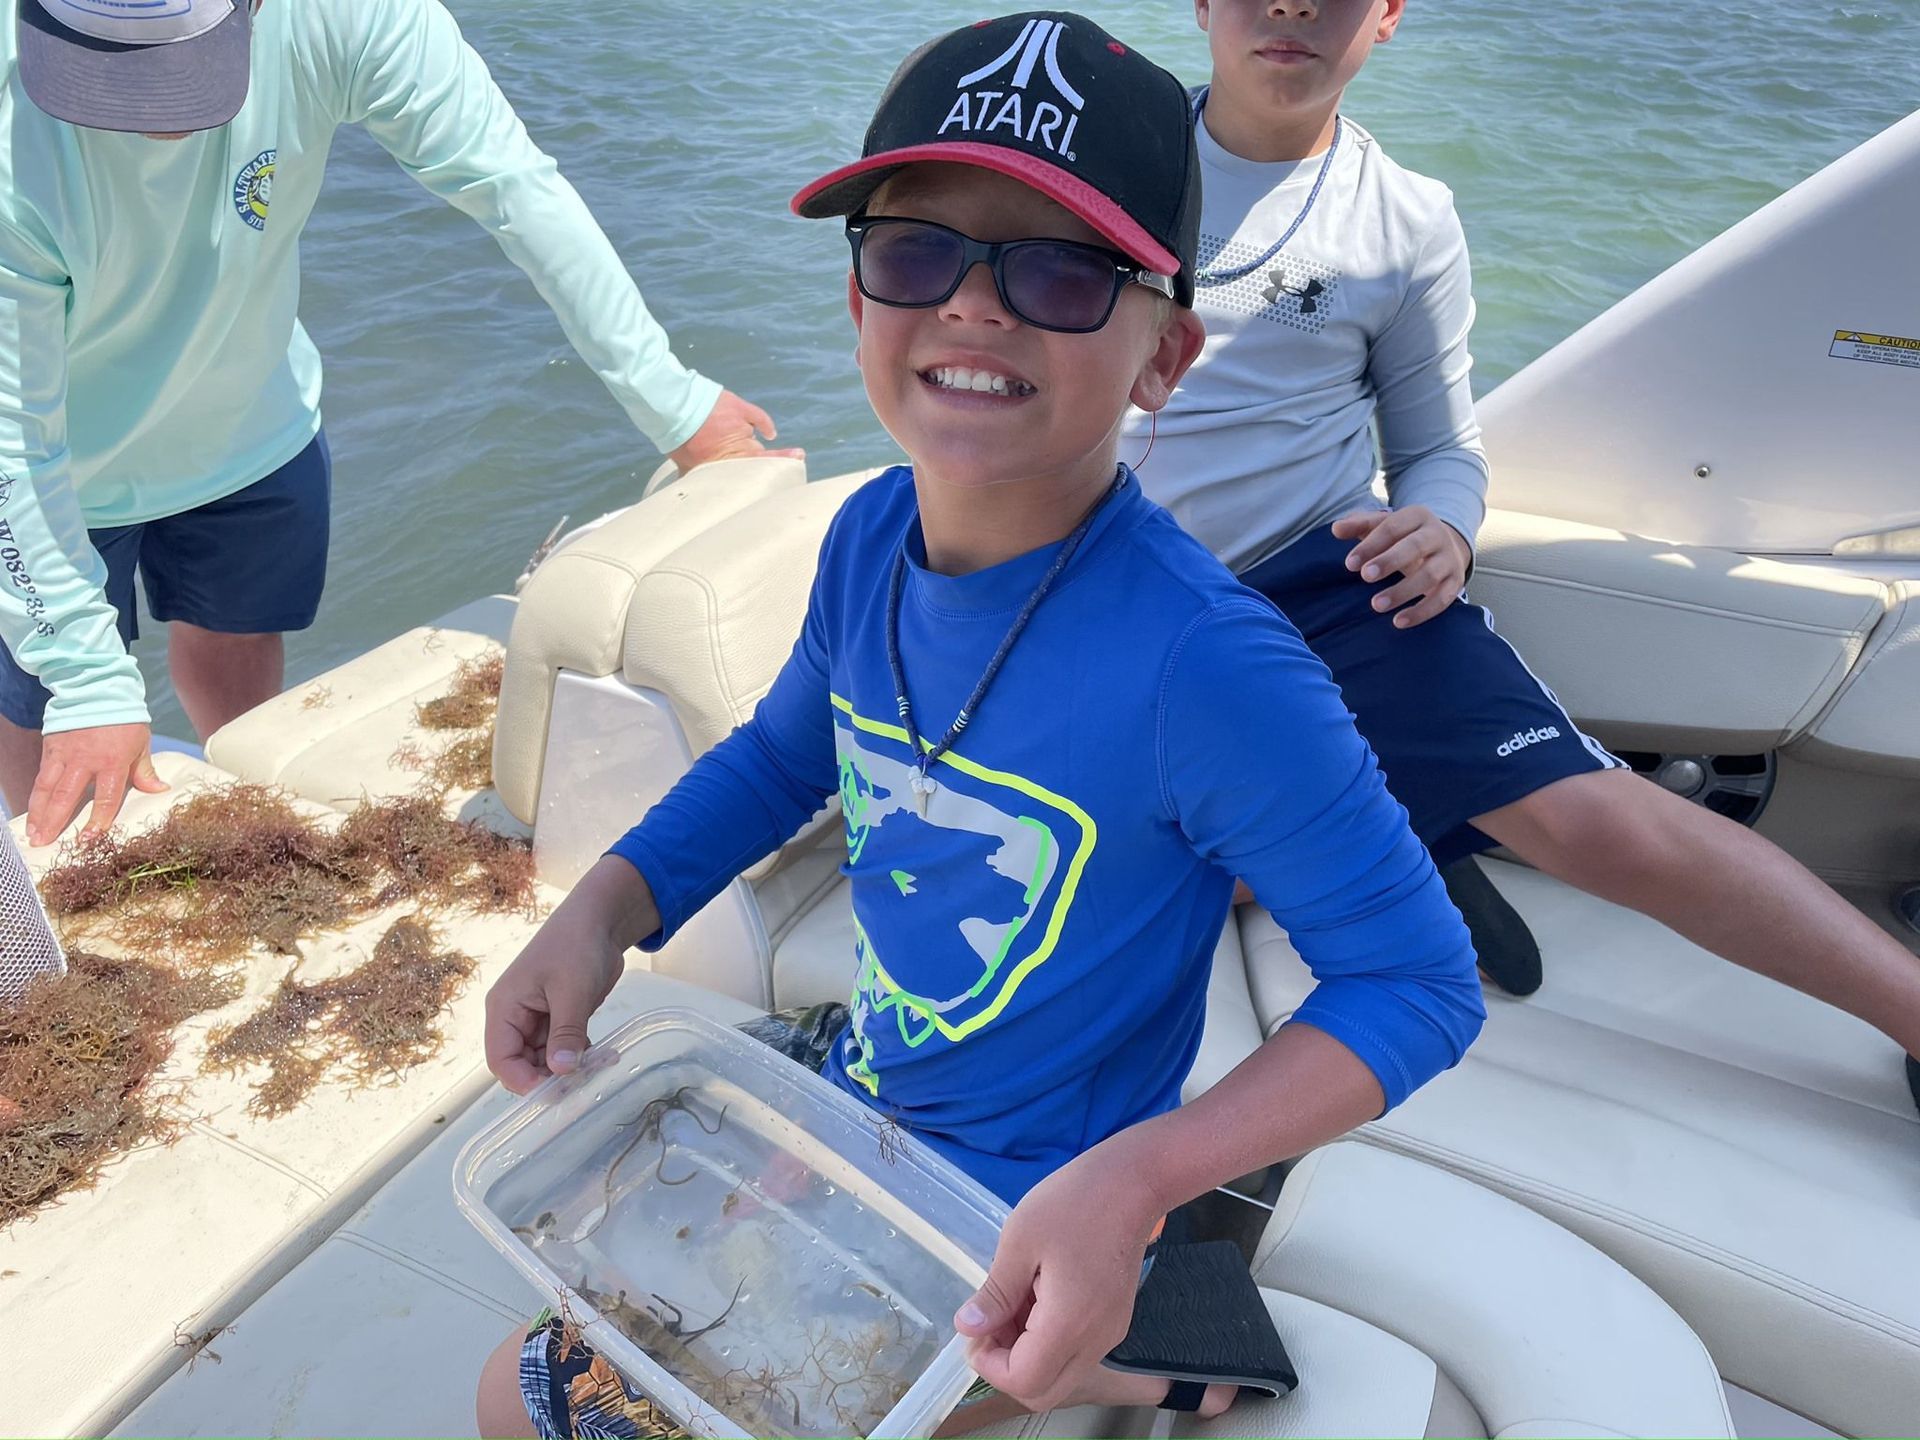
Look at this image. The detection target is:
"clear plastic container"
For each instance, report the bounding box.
[453,1007,1009,1438]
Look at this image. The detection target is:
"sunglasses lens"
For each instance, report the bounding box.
[858,221,966,306]
[1003,242,1122,332]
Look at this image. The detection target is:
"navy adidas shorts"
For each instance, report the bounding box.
[0,432,331,729]
[1240,525,1625,868]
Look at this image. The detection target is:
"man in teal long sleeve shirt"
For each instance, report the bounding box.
[0,0,789,845]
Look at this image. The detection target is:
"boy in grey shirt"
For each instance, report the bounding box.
[1124,0,1920,1100]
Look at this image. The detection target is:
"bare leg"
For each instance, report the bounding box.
[167,624,284,738]
[0,715,43,815]
[1476,769,1920,1057]
[475,1328,536,1439]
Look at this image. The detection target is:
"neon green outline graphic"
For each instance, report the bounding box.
[830,692,1097,1045]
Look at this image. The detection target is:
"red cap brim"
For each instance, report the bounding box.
[791,141,1180,279]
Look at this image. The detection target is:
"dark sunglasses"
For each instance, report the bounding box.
[845,215,1176,334]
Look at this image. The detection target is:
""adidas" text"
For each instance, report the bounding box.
[1496,726,1561,757]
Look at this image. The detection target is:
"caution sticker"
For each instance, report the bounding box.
[1830,330,1920,371]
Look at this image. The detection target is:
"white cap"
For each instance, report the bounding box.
[37,0,235,47]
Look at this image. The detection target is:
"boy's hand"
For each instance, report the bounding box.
[483,856,657,1094]
[954,1144,1163,1413]
[667,390,805,473]
[1332,506,1472,629]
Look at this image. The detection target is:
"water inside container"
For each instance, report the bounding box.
[485,1062,976,1438]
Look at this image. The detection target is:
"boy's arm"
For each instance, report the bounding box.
[958,1023,1382,1412]
[1161,600,1484,1101]
[1366,202,1490,552]
[325,0,779,463]
[957,603,1482,1408]
[484,551,840,1092]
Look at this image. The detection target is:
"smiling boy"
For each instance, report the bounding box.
[476,14,1481,1434]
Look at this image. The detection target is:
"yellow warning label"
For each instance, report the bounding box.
[1831,329,1920,370]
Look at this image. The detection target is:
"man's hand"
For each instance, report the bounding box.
[1331,506,1472,629]
[27,723,167,847]
[666,390,804,473]
[953,1144,1163,1414]
[483,855,657,1094]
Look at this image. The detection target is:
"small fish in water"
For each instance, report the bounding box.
[853,1282,886,1301]
[721,1190,739,1216]
[675,1226,691,1241]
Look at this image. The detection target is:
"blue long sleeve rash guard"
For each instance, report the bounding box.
[612,467,1482,1203]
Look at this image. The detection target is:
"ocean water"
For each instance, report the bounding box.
[133,1,1920,734]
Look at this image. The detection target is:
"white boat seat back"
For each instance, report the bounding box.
[507,471,877,1003]
[493,455,814,824]
[614,473,874,762]
[1254,1142,1733,1439]
[1469,508,1887,751]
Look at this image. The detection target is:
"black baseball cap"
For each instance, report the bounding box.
[17,0,251,134]
[792,12,1201,306]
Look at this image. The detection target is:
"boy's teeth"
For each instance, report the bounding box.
[929,366,1028,396]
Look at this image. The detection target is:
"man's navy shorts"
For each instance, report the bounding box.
[0,432,331,730]
[1240,524,1625,868]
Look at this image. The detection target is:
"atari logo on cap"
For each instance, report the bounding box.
[938,16,1086,162]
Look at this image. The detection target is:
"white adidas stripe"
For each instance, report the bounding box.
[1471,599,1626,770]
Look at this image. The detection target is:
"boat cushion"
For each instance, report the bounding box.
[1240,862,1920,1438]
[1800,578,1920,773]
[493,456,813,824]
[1469,508,1888,750]
[5,753,566,1440]
[1176,1291,1478,1440]
[1255,1141,1732,1438]
[616,472,874,758]
[772,876,1265,1104]
[206,594,522,830]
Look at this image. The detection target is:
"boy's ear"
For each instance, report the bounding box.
[1131,305,1207,414]
[1378,0,1407,42]
[847,269,864,331]
[1193,0,1210,33]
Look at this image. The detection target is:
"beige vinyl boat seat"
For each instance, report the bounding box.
[205,593,526,833]
[1799,578,1920,773]
[1465,509,1892,754]
[3,755,567,1440]
[1244,863,1920,1439]
[112,1030,1731,1440]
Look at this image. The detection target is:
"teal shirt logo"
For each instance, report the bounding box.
[232,150,276,231]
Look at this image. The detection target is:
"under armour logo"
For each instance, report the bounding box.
[1262,271,1327,314]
